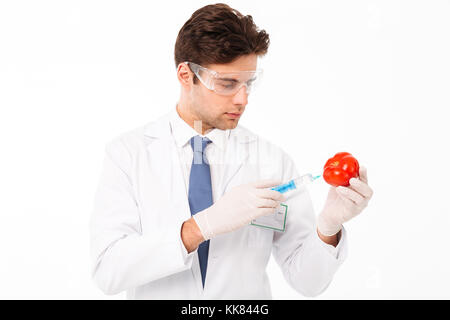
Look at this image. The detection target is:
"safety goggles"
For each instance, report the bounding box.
[185,61,263,96]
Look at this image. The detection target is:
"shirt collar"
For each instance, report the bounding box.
[169,106,231,150]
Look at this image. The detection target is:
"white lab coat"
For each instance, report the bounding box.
[90,109,348,299]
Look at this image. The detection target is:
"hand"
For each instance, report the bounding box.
[193,180,286,240]
[317,166,374,236]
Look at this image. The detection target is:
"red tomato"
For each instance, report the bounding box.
[323,152,360,187]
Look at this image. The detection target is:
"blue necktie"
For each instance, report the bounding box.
[188,135,213,288]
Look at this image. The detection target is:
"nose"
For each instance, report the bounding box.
[232,85,249,106]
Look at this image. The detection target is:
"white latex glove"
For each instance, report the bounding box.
[317,166,374,236]
[193,180,286,240]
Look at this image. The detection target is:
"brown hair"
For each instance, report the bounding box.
[174,3,270,72]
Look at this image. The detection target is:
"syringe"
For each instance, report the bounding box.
[271,173,321,194]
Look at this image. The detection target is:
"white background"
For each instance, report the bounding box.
[0,0,449,299]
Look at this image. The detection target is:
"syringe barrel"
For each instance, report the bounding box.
[271,174,315,194]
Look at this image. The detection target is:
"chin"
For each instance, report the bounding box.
[214,121,237,131]
[225,120,239,129]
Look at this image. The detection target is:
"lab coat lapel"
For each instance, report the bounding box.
[219,126,257,195]
[143,113,192,222]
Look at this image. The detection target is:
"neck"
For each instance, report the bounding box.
[176,102,213,135]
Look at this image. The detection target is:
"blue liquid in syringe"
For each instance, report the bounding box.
[271,174,321,194]
[272,180,297,193]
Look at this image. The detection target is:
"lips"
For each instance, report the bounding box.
[226,112,242,118]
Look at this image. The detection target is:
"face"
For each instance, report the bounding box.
[179,54,258,133]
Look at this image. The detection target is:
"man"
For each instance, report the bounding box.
[90,3,373,299]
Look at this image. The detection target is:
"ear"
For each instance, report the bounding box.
[177,62,192,88]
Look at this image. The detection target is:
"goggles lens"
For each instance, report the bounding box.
[186,62,263,96]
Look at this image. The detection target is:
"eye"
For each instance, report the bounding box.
[216,79,238,89]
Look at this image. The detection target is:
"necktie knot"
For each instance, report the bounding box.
[190,135,212,154]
